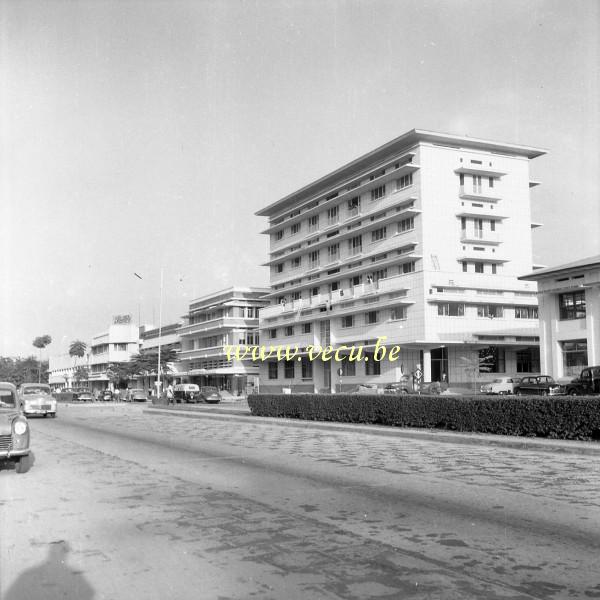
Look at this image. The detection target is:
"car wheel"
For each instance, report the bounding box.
[568,389,577,396]
[516,390,523,396]
[15,454,31,474]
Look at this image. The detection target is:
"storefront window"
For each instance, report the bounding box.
[516,348,540,373]
[561,340,587,376]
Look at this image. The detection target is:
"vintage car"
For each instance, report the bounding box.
[350,383,380,395]
[19,383,57,417]
[76,390,93,402]
[514,375,564,396]
[564,366,600,395]
[173,384,200,404]
[198,386,222,404]
[480,377,521,395]
[0,382,31,473]
[126,388,148,402]
[383,381,410,395]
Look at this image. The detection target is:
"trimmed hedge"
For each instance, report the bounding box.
[247,394,600,441]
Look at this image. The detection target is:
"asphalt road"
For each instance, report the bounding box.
[1,404,599,600]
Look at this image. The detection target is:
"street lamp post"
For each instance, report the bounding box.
[156,267,164,396]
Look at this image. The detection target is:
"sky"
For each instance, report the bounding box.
[1,0,598,358]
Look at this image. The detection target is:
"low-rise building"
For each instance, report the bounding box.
[520,255,600,378]
[178,287,269,395]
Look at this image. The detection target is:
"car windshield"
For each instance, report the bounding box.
[23,386,51,395]
[0,390,16,407]
[203,387,218,393]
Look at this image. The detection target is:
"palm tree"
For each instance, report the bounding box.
[32,335,52,383]
[69,340,87,387]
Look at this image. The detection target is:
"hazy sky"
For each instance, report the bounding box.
[1,0,598,357]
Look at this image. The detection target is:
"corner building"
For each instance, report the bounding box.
[256,129,545,392]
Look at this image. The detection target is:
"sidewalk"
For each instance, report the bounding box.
[145,404,600,456]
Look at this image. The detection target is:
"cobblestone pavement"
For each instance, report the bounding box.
[2,405,599,600]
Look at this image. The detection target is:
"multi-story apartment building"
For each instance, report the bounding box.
[88,315,140,393]
[178,287,269,395]
[520,255,600,378]
[256,129,545,392]
[48,353,89,391]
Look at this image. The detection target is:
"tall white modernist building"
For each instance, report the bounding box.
[256,129,546,392]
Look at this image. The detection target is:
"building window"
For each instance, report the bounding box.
[269,328,277,339]
[479,346,505,373]
[396,173,413,190]
[489,177,494,188]
[516,348,540,373]
[308,250,320,269]
[311,286,320,296]
[371,227,387,242]
[341,360,356,376]
[284,360,295,379]
[291,291,301,301]
[438,303,465,316]
[365,352,381,375]
[402,262,415,274]
[561,340,588,376]
[290,223,300,235]
[341,315,354,328]
[366,311,379,325]
[348,235,362,256]
[328,243,339,261]
[397,217,414,233]
[371,185,386,201]
[276,263,284,273]
[275,230,283,241]
[474,262,484,273]
[291,256,301,270]
[473,175,482,193]
[490,220,496,231]
[302,323,312,334]
[491,264,497,274]
[462,261,468,272]
[114,343,127,351]
[347,196,361,216]
[308,215,319,232]
[390,307,407,320]
[477,304,504,318]
[327,206,339,225]
[268,361,278,380]
[559,291,586,320]
[284,326,294,336]
[515,306,538,319]
[301,357,313,380]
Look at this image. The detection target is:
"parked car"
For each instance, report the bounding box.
[350,384,380,394]
[18,383,57,418]
[126,388,148,402]
[173,384,200,404]
[76,390,93,402]
[198,386,222,403]
[383,381,410,395]
[564,366,600,395]
[0,382,31,473]
[480,377,521,395]
[102,390,113,401]
[514,375,564,396]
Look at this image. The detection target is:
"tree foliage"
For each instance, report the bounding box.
[69,340,87,360]
[73,365,90,383]
[33,335,52,350]
[126,348,178,376]
[0,356,49,385]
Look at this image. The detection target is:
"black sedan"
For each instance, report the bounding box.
[515,376,564,396]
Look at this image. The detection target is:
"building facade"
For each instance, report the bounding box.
[48,353,89,391]
[520,256,600,379]
[88,316,141,393]
[177,287,269,395]
[256,129,545,392]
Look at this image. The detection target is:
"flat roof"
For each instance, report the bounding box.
[256,129,547,217]
[520,255,600,280]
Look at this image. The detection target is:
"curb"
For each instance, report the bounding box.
[144,406,600,456]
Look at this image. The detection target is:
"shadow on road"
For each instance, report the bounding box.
[3,540,94,600]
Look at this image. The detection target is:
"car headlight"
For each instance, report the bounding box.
[14,420,28,435]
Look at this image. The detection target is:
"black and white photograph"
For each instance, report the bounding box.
[1,1,599,598]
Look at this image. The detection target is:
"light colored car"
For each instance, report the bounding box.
[0,382,31,473]
[19,383,57,418]
[127,388,148,402]
[349,384,380,394]
[480,377,521,395]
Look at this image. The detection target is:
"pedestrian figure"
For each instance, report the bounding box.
[166,383,174,405]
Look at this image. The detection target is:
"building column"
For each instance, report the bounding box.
[422,349,432,382]
[586,286,600,366]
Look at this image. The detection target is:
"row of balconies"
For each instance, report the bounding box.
[261,274,411,320]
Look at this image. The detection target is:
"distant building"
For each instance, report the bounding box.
[88,315,140,392]
[178,287,269,395]
[136,322,183,392]
[48,353,89,391]
[520,255,600,378]
[256,129,545,391]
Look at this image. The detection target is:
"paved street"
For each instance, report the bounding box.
[1,404,599,600]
